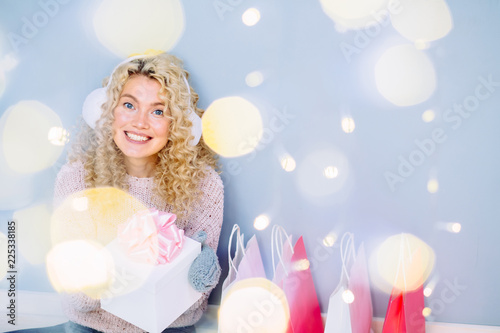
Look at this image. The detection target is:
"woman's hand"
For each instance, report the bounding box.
[188,231,221,293]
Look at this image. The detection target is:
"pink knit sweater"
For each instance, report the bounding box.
[53,160,224,332]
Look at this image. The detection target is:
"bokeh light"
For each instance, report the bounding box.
[369,233,435,293]
[245,71,264,87]
[1,100,64,174]
[341,116,355,133]
[48,127,70,146]
[391,0,453,43]
[422,109,436,122]
[280,154,296,172]
[292,259,310,272]
[13,204,52,265]
[323,166,339,179]
[0,232,7,281]
[72,197,89,212]
[46,239,114,298]
[93,0,185,57]
[254,214,270,231]
[342,289,355,304]
[296,148,349,198]
[422,307,432,317]
[323,232,337,247]
[447,222,462,233]
[319,0,390,30]
[51,187,148,247]
[219,278,289,333]
[427,178,439,193]
[374,44,436,106]
[424,286,433,297]
[202,96,263,158]
[242,8,261,26]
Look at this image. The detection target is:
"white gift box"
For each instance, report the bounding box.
[101,236,202,333]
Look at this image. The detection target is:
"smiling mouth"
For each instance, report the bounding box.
[125,131,152,142]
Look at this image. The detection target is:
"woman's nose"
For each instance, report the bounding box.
[132,110,149,128]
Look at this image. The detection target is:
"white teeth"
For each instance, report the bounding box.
[126,132,150,141]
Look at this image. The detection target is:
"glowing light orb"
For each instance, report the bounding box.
[422,109,435,122]
[324,166,339,179]
[245,71,264,87]
[46,240,114,298]
[292,259,310,272]
[427,178,439,193]
[72,197,89,212]
[202,96,263,158]
[296,148,349,198]
[323,232,337,247]
[48,126,70,146]
[319,0,390,30]
[447,222,462,233]
[219,278,289,333]
[423,287,433,297]
[1,100,64,174]
[13,204,52,265]
[0,232,7,281]
[422,307,432,317]
[342,289,355,304]
[51,187,147,247]
[341,117,355,133]
[369,233,435,293]
[254,214,270,231]
[280,155,296,172]
[391,0,453,43]
[375,44,436,106]
[242,8,261,26]
[93,0,185,58]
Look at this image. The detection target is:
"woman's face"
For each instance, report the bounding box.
[112,75,171,166]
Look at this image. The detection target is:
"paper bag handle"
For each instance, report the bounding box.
[340,232,356,281]
[393,233,413,291]
[227,224,246,273]
[271,225,294,277]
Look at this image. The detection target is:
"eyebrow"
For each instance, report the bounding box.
[120,93,165,108]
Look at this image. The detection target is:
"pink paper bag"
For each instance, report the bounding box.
[272,226,323,333]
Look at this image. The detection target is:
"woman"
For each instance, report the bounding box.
[10,52,224,333]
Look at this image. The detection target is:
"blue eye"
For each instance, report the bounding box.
[124,102,134,109]
[153,109,163,116]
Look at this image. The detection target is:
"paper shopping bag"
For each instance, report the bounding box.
[382,234,426,333]
[271,225,323,333]
[220,224,266,294]
[324,232,373,333]
[382,285,425,333]
[219,224,267,333]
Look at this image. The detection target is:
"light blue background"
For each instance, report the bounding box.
[1,0,499,327]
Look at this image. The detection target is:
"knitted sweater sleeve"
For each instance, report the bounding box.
[183,168,224,252]
[168,168,224,328]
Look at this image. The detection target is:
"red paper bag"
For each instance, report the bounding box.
[272,226,323,333]
[382,285,426,333]
[382,234,426,333]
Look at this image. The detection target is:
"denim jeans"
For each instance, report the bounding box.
[5,321,196,333]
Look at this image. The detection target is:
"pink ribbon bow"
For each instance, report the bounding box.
[118,209,185,265]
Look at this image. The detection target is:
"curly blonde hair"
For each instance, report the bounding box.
[69,53,218,217]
